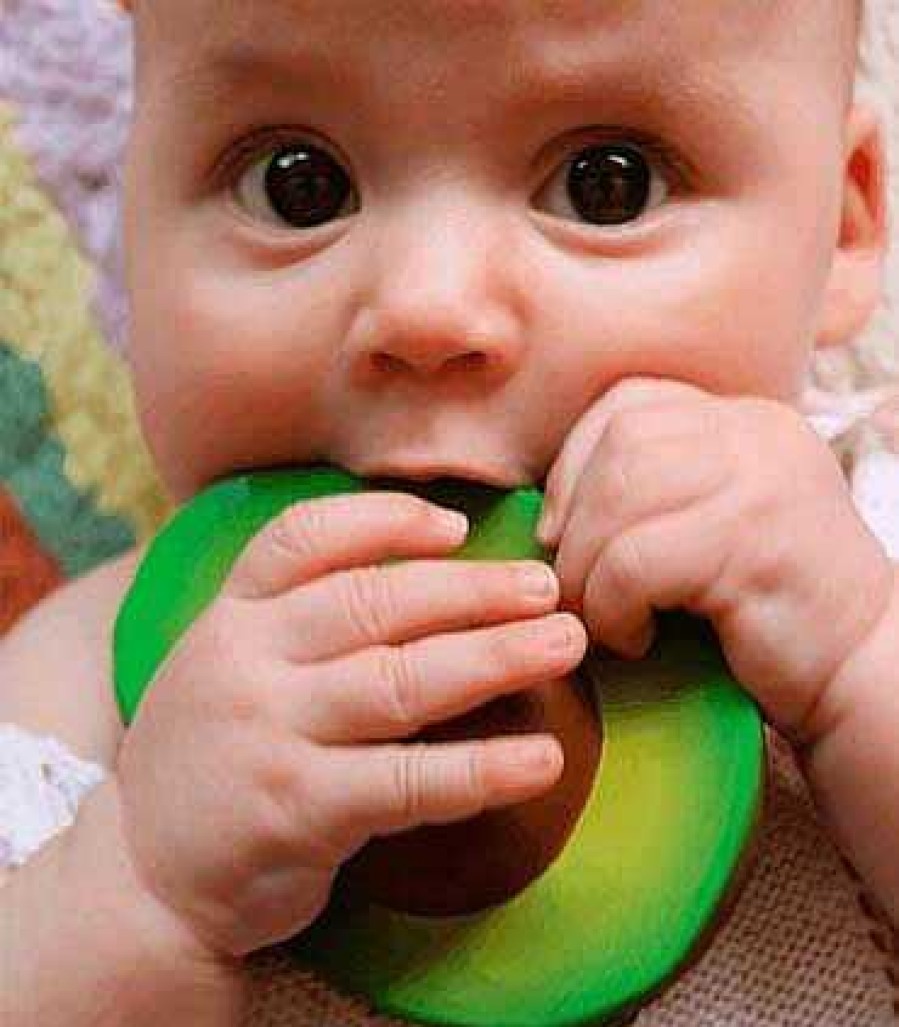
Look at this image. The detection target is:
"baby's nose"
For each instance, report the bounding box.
[356,307,511,379]
[343,205,526,385]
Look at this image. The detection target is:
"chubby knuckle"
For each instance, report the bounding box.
[256,756,345,865]
[605,410,644,455]
[254,750,296,806]
[375,643,423,732]
[739,398,804,452]
[214,664,270,729]
[736,471,775,524]
[600,455,637,519]
[767,397,805,433]
[394,743,427,824]
[341,571,394,640]
[269,501,322,563]
[603,533,647,594]
[253,756,306,845]
[742,524,792,596]
[694,401,726,442]
[459,742,487,807]
[194,603,241,662]
[486,626,526,677]
[191,609,262,716]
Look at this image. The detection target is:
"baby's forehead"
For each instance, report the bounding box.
[137,0,848,58]
[134,0,855,117]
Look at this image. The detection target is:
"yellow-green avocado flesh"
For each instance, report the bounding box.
[113,465,765,1027]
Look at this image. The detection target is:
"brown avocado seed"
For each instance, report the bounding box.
[341,671,602,917]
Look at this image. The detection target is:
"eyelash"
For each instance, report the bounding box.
[213,125,692,217]
[213,127,344,188]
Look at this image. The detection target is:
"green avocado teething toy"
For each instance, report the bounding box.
[113,464,765,1027]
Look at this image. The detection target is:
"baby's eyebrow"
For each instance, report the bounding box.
[149,0,820,161]
[173,37,328,99]
[168,30,741,136]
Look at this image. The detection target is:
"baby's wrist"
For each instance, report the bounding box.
[795,564,899,928]
[68,777,249,1020]
[805,561,899,748]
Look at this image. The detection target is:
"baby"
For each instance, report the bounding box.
[2,0,897,1023]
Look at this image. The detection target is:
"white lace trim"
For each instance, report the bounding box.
[805,385,899,559]
[851,449,899,559]
[0,722,106,868]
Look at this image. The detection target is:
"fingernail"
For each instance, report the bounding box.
[536,509,557,545]
[437,509,469,537]
[519,563,559,600]
[507,737,564,779]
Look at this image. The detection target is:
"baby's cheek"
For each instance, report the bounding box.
[649,228,818,402]
[133,265,340,498]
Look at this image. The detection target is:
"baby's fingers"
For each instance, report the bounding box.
[225,491,469,601]
[271,557,562,663]
[314,734,565,857]
[278,613,586,743]
[580,501,732,657]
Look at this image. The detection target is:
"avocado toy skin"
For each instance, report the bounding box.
[113,464,766,1027]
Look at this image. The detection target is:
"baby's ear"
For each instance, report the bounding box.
[816,102,889,349]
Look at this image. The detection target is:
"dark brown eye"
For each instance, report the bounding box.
[236,142,356,229]
[568,145,651,225]
[536,143,668,227]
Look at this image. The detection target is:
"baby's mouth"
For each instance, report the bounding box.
[363,466,518,488]
[230,459,547,492]
[339,454,549,491]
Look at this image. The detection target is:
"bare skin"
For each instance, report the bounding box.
[1,2,894,1025]
[0,502,586,1023]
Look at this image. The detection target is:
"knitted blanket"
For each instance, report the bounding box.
[0,0,171,631]
[1,3,899,1025]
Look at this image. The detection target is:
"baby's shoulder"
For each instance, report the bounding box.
[0,545,147,768]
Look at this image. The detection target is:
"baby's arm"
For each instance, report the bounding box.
[0,547,142,769]
[798,566,899,931]
[0,551,248,1026]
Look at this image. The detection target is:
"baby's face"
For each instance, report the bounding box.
[124,0,863,501]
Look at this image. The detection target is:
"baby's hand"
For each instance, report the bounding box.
[537,376,895,746]
[114,491,586,959]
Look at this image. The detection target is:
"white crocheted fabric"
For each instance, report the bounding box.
[853,449,899,557]
[0,722,105,868]
[807,387,899,558]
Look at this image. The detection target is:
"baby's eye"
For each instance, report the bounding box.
[534,142,669,227]
[233,141,357,229]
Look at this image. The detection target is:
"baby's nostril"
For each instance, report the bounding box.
[448,351,488,370]
[372,350,487,374]
[372,352,405,373]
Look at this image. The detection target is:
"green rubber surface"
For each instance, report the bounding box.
[113,465,765,1027]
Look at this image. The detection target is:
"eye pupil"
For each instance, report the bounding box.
[264,145,351,228]
[567,145,651,226]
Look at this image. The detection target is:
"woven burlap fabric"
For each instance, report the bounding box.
[241,732,898,1027]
